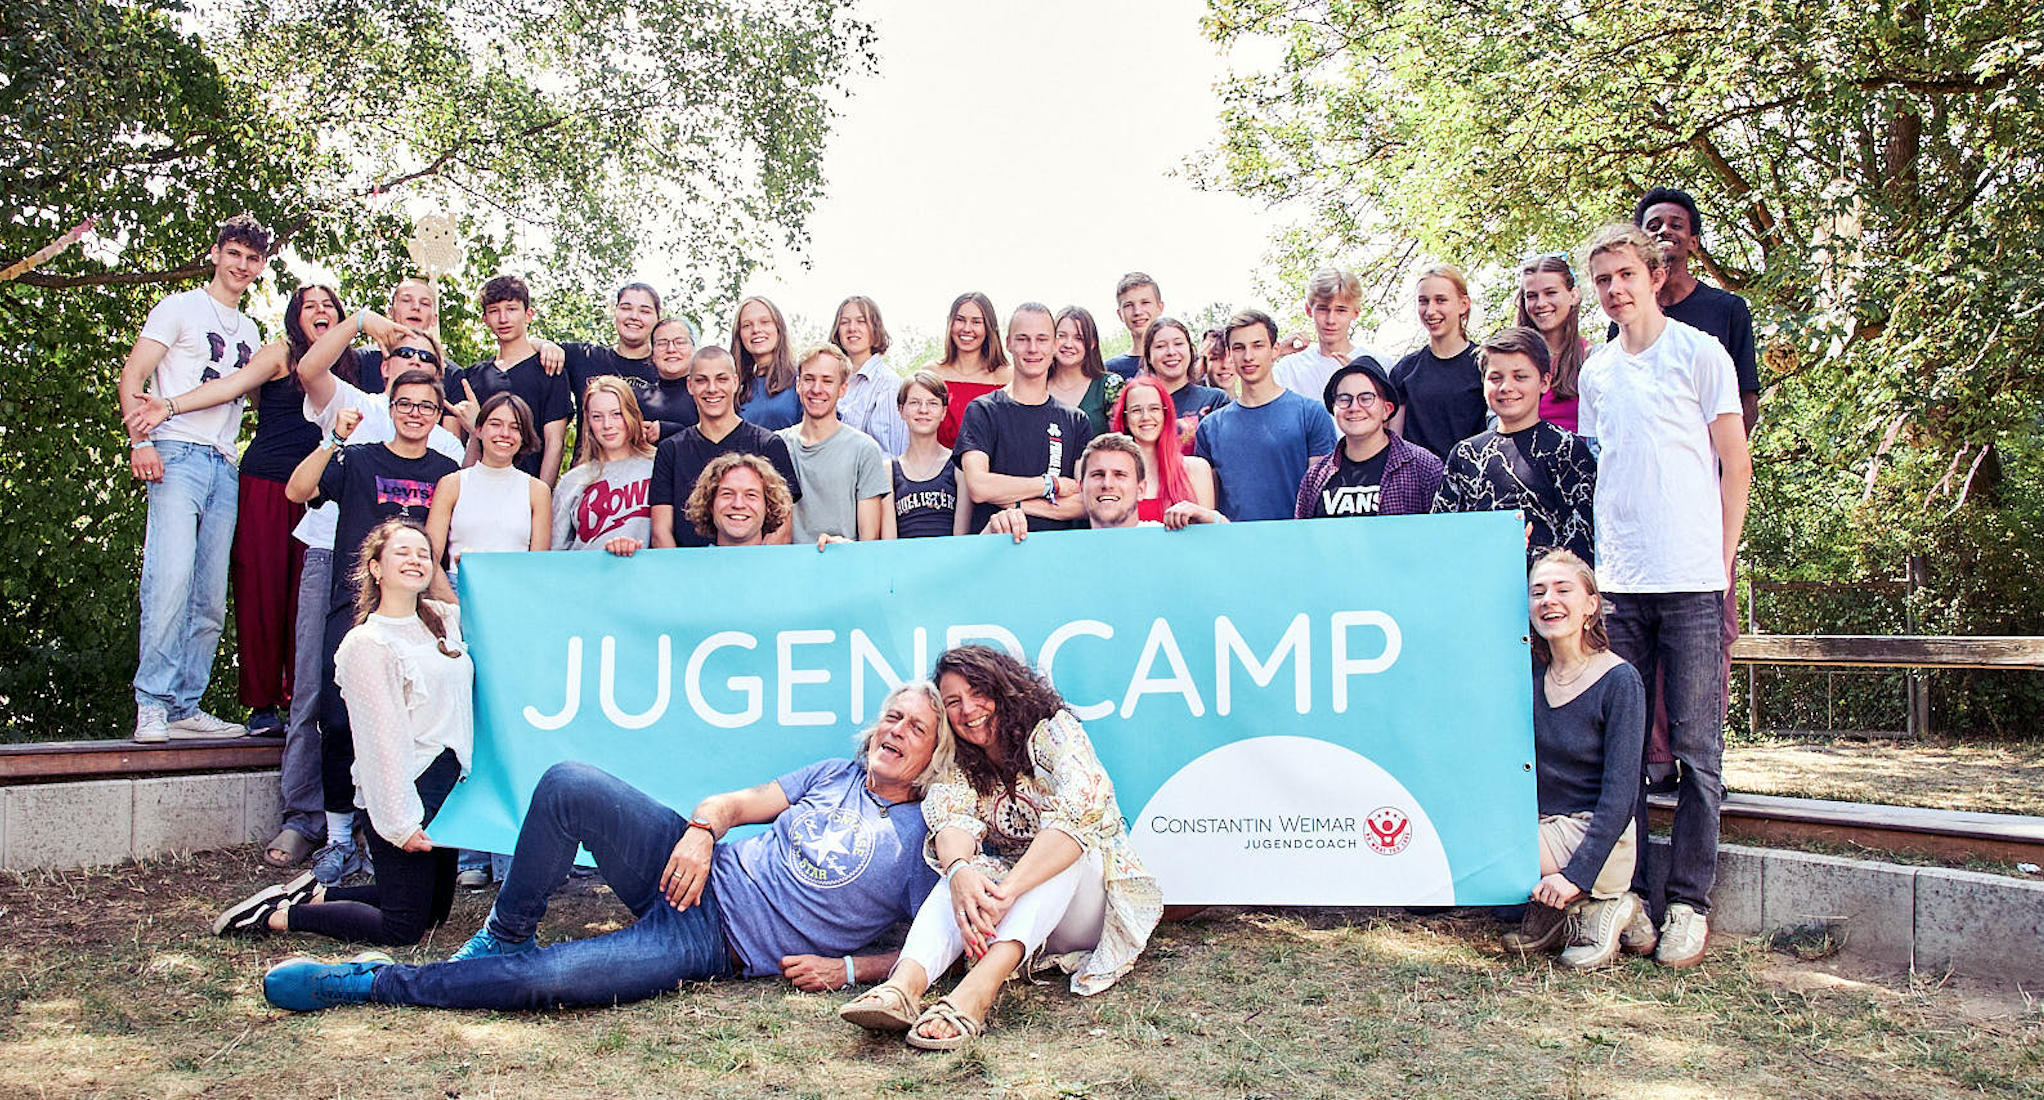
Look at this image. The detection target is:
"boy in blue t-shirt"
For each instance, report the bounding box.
[1193,309,1338,521]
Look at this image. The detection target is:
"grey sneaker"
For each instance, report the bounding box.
[1559,894,1638,969]
[134,704,170,744]
[1654,902,1709,969]
[455,867,493,890]
[1619,895,1659,956]
[166,710,248,739]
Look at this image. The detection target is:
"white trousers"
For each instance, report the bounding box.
[899,849,1106,982]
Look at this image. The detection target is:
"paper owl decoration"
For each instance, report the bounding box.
[406,215,465,280]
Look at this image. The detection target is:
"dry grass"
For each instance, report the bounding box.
[4,847,2042,1099]
[1725,734,2044,817]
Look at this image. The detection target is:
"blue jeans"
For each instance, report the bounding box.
[370,762,735,1010]
[134,441,238,716]
[1605,590,1728,913]
[280,546,330,841]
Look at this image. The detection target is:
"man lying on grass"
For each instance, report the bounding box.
[264,682,953,1011]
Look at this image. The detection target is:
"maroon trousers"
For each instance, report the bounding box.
[232,474,306,709]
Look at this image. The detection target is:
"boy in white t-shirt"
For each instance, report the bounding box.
[116,214,273,744]
[1273,267,1377,400]
[1576,222,1751,969]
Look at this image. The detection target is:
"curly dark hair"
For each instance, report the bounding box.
[933,645,1066,799]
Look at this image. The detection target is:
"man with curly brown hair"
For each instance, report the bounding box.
[686,452,794,547]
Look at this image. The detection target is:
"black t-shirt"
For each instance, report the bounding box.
[649,420,802,548]
[564,343,659,411]
[1311,448,1390,518]
[952,388,1095,533]
[318,442,460,612]
[241,372,321,483]
[632,375,699,439]
[355,348,387,396]
[892,459,958,539]
[1390,344,1485,460]
[453,353,573,478]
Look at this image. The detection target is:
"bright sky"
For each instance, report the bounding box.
[739,0,1289,351]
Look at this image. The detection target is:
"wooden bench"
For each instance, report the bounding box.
[1730,635,2044,671]
[0,737,284,783]
[1649,790,2044,865]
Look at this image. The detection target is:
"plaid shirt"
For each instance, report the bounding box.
[1293,431,1444,518]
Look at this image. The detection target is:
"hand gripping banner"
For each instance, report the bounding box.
[432,510,1539,905]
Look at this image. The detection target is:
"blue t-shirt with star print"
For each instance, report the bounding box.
[711,758,939,977]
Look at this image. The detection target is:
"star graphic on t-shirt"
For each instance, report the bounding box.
[810,824,854,869]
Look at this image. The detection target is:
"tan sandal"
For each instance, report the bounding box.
[263,828,316,868]
[838,982,919,1031]
[905,996,985,1051]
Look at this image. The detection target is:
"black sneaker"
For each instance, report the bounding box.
[213,871,318,936]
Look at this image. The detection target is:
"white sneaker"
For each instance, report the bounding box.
[1558,894,1637,969]
[1654,902,1709,969]
[134,704,170,744]
[166,710,249,740]
[1618,893,1659,956]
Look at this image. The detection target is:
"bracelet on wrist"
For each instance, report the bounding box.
[130,439,156,450]
[165,396,179,417]
[842,955,855,989]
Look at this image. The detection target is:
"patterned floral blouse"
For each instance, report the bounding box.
[921,709,1162,996]
[1431,420,1598,564]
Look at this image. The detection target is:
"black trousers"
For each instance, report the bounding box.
[288,749,462,946]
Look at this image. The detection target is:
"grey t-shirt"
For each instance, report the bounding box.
[778,423,890,543]
[551,454,654,550]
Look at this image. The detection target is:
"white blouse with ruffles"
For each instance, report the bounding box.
[334,601,475,847]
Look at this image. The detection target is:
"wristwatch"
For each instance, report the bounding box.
[685,816,714,837]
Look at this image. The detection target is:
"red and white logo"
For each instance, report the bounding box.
[1364,806,1413,855]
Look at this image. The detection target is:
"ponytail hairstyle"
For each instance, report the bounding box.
[1515,253,1587,400]
[1416,263,1473,344]
[1110,375,1194,508]
[349,519,460,658]
[1527,548,1609,666]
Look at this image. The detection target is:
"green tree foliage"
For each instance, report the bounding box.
[1204,0,2044,735]
[0,0,870,739]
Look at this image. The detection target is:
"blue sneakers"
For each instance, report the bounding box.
[309,841,370,887]
[448,922,538,963]
[264,951,392,1011]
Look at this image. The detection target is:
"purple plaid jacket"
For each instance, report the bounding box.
[1293,431,1445,518]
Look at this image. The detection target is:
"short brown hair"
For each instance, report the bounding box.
[897,370,949,408]
[1115,272,1160,301]
[1477,326,1553,378]
[685,452,792,541]
[1079,431,1147,482]
[1583,223,1666,278]
[480,274,532,310]
[475,392,541,458]
[215,212,272,254]
[1223,308,1278,345]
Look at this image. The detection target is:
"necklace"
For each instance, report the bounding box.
[202,288,241,341]
[1548,658,1594,687]
[862,784,895,819]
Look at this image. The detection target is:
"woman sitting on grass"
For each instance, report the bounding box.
[839,645,1160,1050]
[211,519,470,946]
[1509,549,1651,968]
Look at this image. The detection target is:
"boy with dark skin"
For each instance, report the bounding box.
[1632,188,1760,436]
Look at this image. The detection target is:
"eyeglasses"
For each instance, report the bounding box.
[901,398,945,412]
[654,338,694,351]
[389,346,441,367]
[1331,392,1382,410]
[391,397,443,415]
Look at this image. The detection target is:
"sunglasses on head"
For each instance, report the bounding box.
[390,346,441,367]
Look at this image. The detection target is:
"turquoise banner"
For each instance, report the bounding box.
[432,510,1540,904]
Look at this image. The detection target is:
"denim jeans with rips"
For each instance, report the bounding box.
[134,441,238,716]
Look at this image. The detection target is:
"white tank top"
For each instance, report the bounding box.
[448,464,535,575]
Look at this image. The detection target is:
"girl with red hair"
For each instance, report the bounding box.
[1111,376,1216,524]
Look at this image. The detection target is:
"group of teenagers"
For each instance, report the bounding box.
[117,182,1755,1037]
